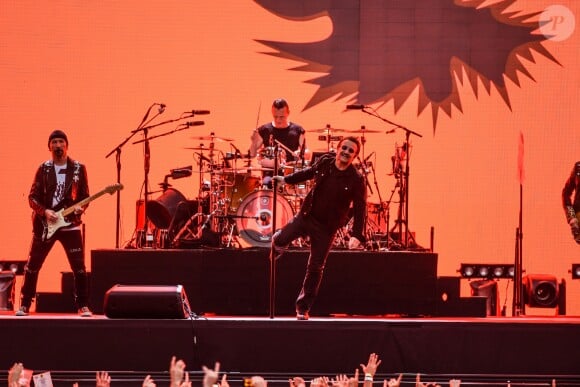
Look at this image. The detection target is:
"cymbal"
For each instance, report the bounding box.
[307,127,348,133]
[217,167,275,174]
[190,135,233,142]
[346,128,381,133]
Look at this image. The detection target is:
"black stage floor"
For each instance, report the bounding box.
[3,248,580,386]
[1,313,580,386]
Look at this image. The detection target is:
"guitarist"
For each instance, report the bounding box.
[562,161,580,245]
[16,130,92,317]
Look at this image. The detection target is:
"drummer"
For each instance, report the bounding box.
[248,98,306,185]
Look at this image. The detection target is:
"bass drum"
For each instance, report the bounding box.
[146,188,187,230]
[236,190,294,247]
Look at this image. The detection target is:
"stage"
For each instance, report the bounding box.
[2,313,580,386]
[2,248,580,386]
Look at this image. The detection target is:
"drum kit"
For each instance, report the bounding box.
[137,124,418,251]
[140,132,313,249]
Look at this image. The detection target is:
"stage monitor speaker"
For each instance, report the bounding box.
[104,284,191,319]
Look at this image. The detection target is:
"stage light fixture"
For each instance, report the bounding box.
[523,274,559,308]
[478,266,489,277]
[571,264,580,279]
[0,260,26,275]
[459,264,515,279]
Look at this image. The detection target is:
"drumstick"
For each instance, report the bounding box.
[255,101,261,130]
[274,139,294,155]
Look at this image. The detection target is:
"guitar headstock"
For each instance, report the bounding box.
[105,183,124,195]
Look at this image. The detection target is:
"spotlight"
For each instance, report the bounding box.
[462,265,475,277]
[571,264,580,279]
[0,261,25,275]
[459,264,515,279]
[507,266,515,277]
[478,266,489,277]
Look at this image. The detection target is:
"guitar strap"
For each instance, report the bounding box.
[42,159,81,210]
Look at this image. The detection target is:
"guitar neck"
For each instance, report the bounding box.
[61,188,111,217]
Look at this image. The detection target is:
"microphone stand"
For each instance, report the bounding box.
[358,107,422,248]
[269,143,279,319]
[132,116,198,247]
[105,103,159,248]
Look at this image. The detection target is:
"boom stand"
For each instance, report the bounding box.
[105,103,161,248]
[132,115,202,246]
[357,107,422,249]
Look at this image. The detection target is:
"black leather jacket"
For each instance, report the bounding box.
[29,157,89,236]
[284,153,366,241]
[562,163,580,222]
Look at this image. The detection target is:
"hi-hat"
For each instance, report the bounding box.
[307,127,347,133]
[190,135,233,142]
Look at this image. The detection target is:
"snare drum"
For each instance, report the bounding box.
[282,161,311,197]
[258,146,286,169]
[235,189,295,247]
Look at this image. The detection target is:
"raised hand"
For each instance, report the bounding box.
[202,361,221,387]
[360,353,382,378]
[142,375,156,387]
[384,374,403,387]
[170,356,187,387]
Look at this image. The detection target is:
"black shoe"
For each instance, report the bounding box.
[296,312,309,320]
[15,306,29,316]
[78,306,93,317]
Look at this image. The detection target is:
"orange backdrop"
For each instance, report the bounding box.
[1,1,578,315]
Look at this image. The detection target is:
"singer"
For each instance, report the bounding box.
[272,136,367,320]
[562,161,580,244]
[249,98,306,184]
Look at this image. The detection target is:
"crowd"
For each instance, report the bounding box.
[7,353,560,387]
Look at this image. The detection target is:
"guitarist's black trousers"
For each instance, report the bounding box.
[21,228,89,309]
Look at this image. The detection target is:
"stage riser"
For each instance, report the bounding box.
[90,249,438,316]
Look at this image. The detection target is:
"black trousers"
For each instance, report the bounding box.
[272,214,335,314]
[20,229,89,309]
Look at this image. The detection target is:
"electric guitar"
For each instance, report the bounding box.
[42,183,123,241]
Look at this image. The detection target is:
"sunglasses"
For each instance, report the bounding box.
[341,145,356,154]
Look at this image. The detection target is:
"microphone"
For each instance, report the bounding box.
[386,129,396,134]
[346,104,366,110]
[195,152,210,163]
[185,121,205,126]
[187,110,211,115]
[364,151,375,163]
[231,143,242,155]
[158,103,166,114]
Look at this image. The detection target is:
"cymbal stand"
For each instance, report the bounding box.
[318,124,342,153]
[130,115,199,247]
[355,106,422,249]
[367,160,387,250]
